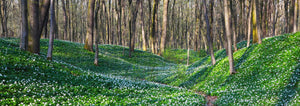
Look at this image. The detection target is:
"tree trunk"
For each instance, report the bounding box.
[28,0,40,54]
[247,0,252,47]
[150,0,159,54]
[252,0,262,44]
[284,0,289,33]
[38,0,51,39]
[289,0,295,33]
[224,0,237,74]
[229,0,238,51]
[94,0,101,66]
[203,0,216,65]
[140,0,148,51]
[47,0,56,60]
[0,0,8,37]
[159,0,169,56]
[62,0,68,40]
[272,0,278,36]
[20,0,28,51]
[118,0,122,45]
[84,0,95,52]
[294,0,298,32]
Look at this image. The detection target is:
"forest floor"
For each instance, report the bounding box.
[0,32,299,105]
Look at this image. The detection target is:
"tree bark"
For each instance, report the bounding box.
[128,0,140,57]
[272,0,278,36]
[150,0,159,54]
[294,0,298,32]
[94,0,101,66]
[38,0,51,39]
[47,0,56,60]
[20,0,28,51]
[159,0,169,56]
[203,0,216,65]
[229,0,238,51]
[224,0,237,74]
[62,0,68,40]
[84,0,95,52]
[284,0,289,33]
[140,0,148,51]
[247,0,252,47]
[28,0,40,54]
[0,0,8,37]
[252,0,261,44]
[118,0,122,45]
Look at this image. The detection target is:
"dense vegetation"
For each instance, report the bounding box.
[154,33,300,105]
[1,32,299,105]
[0,38,205,105]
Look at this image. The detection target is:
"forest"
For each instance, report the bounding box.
[0,0,299,105]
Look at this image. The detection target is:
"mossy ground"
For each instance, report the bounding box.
[0,32,299,105]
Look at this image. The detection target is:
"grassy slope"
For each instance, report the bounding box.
[162,48,207,65]
[155,33,300,105]
[0,39,205,105]
[1,32,299,105]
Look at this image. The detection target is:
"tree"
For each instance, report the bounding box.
[224,0,237,74]
[47,0,56,60]
[28,0,40,54]
[84,0,96,52]
[150,0,159,54]
[272,0,279,36]
[140,0,148,51]
[128,0,140,57]
[293,0,298,32]
[20,0,28,51]
[0,0,8,37]
[94,0,101,66]
[252,0,262,44]
[203,0,216,65]
[247,0,252,47]
[118,0,123,45]
[159,0,169,56]
[229,0,238,51]
[62,0,68,40]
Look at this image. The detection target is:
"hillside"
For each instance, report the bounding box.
[153,33,300,105]
[0,32,299,105]
[0,39,205,105]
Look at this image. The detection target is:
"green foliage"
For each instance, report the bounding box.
[1,32,299,105]
[155,33,300,105]
[162,48,207,64]
[0,39,205,105]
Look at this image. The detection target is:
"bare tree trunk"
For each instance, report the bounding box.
[20,0,28,50]
[118,0,122,45]
[38,0,51,39]
[272,0,278,36]
[150,0,159,54]
[128,0,140,57]
[247,0,252,47]
[289,0,295,33]
[252,0,261,44]
[159,0,169,56]
[47,0,56,60]
[230,0,238,52]
[28,0,40,54]
[294,0,298,32]
[84,0,95,52]
[224,0,237,74]
[94,0,101,66]
[140,0,147,51]
[0,0,8,37]
[62,0,68,40]
[284,0,289,33]
[203,0,216,65]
